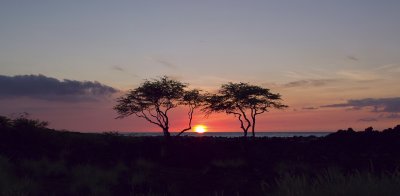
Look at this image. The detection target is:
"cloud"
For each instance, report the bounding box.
[384,113,400,119]
[283,79,337,88]
[111,66,138,78]
[0,74,118,102]
[284,71,328,79]
[337,70,380,81]
[153,57,178,69]
[302,107,319,110]
[387,113,400,119]
[322,97,400,113]
[375,64,400,72]
[112,66,124,72]
[358,117,378,122]
[346,55,359,61]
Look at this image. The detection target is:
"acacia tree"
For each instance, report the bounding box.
[114,76,203,137]
[203,82,287,137]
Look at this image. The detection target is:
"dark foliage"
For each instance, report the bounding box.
[203,82,287,137]
[114,76,204,137]
[0,114,48,130]
[1,121,400,195]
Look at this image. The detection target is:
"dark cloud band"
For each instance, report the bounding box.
[322,97,400,113]
[0,74,118,102]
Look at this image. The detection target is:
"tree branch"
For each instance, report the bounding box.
[177,105,195,136]
[135,111,164,129]
[237,104,251,131]
[228,111,246,133]
[146,108,163,126]
[255,110,266,115]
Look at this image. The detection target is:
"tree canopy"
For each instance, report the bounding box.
[114,76,203,137]
[203,82,287,137]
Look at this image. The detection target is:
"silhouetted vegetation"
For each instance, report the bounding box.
[114,78,287,138]
[114,76,204,137]
[1,115,400,195]
[203,82,287,137]
[0,114,49,130]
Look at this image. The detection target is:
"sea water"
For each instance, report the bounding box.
[123,132,332,137]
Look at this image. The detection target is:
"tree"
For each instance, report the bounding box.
[203,82,287,137]
[114,76,203,137]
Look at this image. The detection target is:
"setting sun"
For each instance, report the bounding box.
[194,125,207,133]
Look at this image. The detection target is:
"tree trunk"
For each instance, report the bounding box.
[163,128,170,137]
[251,116,256,138]
[243,129,248,137]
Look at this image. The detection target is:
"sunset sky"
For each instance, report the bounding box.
[1,0,400,132]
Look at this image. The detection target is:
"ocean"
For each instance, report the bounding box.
[122,132,332,137]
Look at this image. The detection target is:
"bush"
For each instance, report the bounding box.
[0,116,12,129]
[0,114,48,131]
[13,116,48,130]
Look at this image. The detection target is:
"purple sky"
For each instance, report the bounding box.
[1,1,400,132]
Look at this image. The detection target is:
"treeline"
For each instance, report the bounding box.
[328,125,400,136]
[0,114,48,130]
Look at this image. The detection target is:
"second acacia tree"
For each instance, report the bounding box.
[114,76,203,137]
[204,82,287,137]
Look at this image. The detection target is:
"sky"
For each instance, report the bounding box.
[1,0,400,132]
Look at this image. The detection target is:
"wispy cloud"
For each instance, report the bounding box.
[284,71,329,80]
[284,65,395,88]
[336,70,380,81]
[112,65,125,72]
[375,64,400,72]
[358,117,378,122]
[111,65,138,78]
[322,97,400,113]
[152,57,178,69]
[346,55,359,61]
[0,74,118,102]
[302,106,319,110]
[283,79,337,88]
[382,113,400,119]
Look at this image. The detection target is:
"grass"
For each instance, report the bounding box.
[1,151,400,195]
[0,156,38,196]
[263,169,400,196]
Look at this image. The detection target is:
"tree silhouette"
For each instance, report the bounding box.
[204,82,287,137]
[0,113,49,130]
[0,116,12,129]
[114,76,203,137]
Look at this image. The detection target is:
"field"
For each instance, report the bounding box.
[1,122,400,196]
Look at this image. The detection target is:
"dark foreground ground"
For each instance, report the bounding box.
[1,119,400,196]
